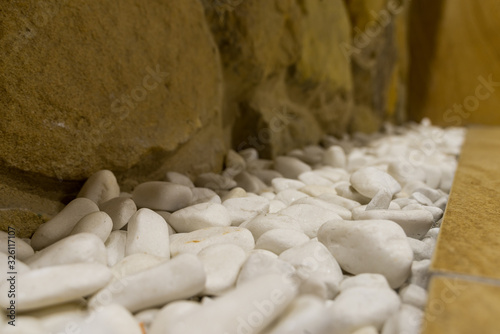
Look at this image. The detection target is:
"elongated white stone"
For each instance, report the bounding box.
[25,233,106,269]
[237,252,295,286]
[291,197,352,220]
[274,156,312,179]
[34,302,88,334]
[340,274,391,291]
[0,231,34,261]
[125,208,170,258]
[298,185,337,198]
[350,167,401,198]
[165,171,195,188]
[169,202,231,233]
[80,304,143,334]
[223,196,270,226]
[251,169,282,186]
[194,173,237,190]
[323,146,347,169]
[89,254,205,313]
[268,200,287,213]
[105,230,127,267]
[274,189,309,206]
[198,244,247,295]
[317,193,361,210]
[399,284,428,310]
[407,237,433,261]
[170,226,254,256]
[190,187,221,205]
[77,169,120,205]
[272,178,306,192]
[234,171,267,193]
[100,196,137,230]
[30,198,99,250]
[242,214,302,240]
[1,252,30,280]
[319,220,413,288]
[256,229,310,255]
[335,183,371,204]
[221,187,247,201]
[111,253,166,281]
[69,211,113,242]
[132,181,192,211]
[149,301,202,334]
[135,309,160,333]
[278,204,342,238]
[164,274,298,334]
[298,172,333,187]
[409,259,431,288]
[0,263,112,311]
[222,149,247,178]
[381,304,423,334]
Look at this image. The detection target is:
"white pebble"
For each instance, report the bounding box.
[242,214,302,240]
[221,187,247,201]
[319,220,413,288]
[69,211,113,242]
[274,189,309,206]
[194,173,237,190]
[256,229,310,255]
[165,171,194,187]
[234,171,267,193]
[407,237,433,261]
[291,197,352,220]
[105,230,127,267]
[80,304,143,334]
[155,211,177,235]
[149,301,202,334]
[274,156,312,179]
[381,304,423,334]
[237,252,295,286]
[323,146,346,169]
[223,149,247,178]
[169,202,231,233]
[350,167,401,198]
[340,273,391,291]
[0,231,34,261]
[77,169,120,205]
[125,208,170,258]
[271,178,306,192]
[409,259,431,288]
[132,181,192,211]
[399,284,428,310]
[298,171,333,187]
[298,185,338,197]
[223,196,270,226]
[99,197,137,230]
[317,193,361,210]
[190,187,221,205]
[111,253,166,281]
[268,199,288,213]
[278,204,342,238]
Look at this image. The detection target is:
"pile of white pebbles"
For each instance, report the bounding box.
[0,120,465,334]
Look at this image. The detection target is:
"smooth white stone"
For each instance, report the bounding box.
[239,148,259,162]
[274,189,309,206]
[411,191,434,206]
[111,253,166,281]
[0,316,47,333]
[237,252,295,286]
[381,304,423,334]
[165,171,195,188]
[351,327,379,334]
[149,301,202,334]
[155,211,177,235]
[190,187,221,205]
[194,173,237,190]
[409,260,431,288]
[247,158,274,171]
[317,193,361,210]
[223,196,270,226]
[298,185,338,197]
[105,230,127,267]
[291,197,352,220]
[302,145,324,165]
[31,198,99,250]
[170,226,255,256]
[413,187,442,202]
[335,183,371,204]
[422,205,444,222]
[198,244,247,295]
[399,284,428,310]
[318,220,413,288]
[352,209,434,239]
[69,211,113,242]
[234,171,267,193]
[135,309,161,333]
[221,187,247,201]
[387,161,427,185]
[313,167,350,183]
[77,169,120,205]
[25,233,106,269]
[1,252,30,280]
[422,164,442,189]
[250,169,283,185]
[340,273,391,291]
[100,197,137,230]
[268,200,287,213]
[0,263,111,311]
[125,208,170,258]
[164,274,298,334]
[242,214,303,240]
[0,231,34,260]
[392,197,418,208]
[248,248,279,259]
[132,181,192,211]
[365,188,392,210]
[279,240,343,299]
[262,295,332,334]
[169,202,231,233]
[323,146,346,169]
[407,237,433,261]
[80,304,143,334]
[329,287,401,333]
[272,178,306,192]
[274,156,312,179]
[89,254,205,313]
[298,172,333,187]
[256,229,310,255]
[223,149,247,178]
[434,196,448,211]
[32,302,87,334]
[350,167,401,198]
[278,204,342,238]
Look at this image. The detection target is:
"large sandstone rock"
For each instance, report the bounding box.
[0,0,224,233]
[203,0,353,157]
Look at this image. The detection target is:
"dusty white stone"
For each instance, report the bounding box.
[409,260,431,288]
[100,197,137,230]
[149,301,202,334]
[77,169,120,205]
[234,171,267,193]
[111,253,166,281]
[340,273,391,291]
[407,237,433,261]
[164,274,298,334]
[411,191,434,206]
[169,202,231,233]
[329,287,401,333]
[381,304,424,334]
[0,263,111,311]
[279,240,343,299]
[155,211,177,235]
[237,252,295,286]
[291,197,352,220]
[30,197,99,250]
[166,171,195,188]
[222,196,270,226]
[268,200,287,213]
[278,204,342,238]
[256,229,310,255]
[262,295,332,334]
[194,173,237,190]
[298,185,338,197]
[69,211,113,242]
[25,233,106,269]
[134,309,159,333]
[275,189,309,206]
[387,161,427,185]
[80,304,143,334]
[323,146,346,169]
[272,178,306,192]
[198,244,247,295]
[413,187,442,202]
[319,220,413,288]
[170,226,255,256]
[125,208,170,258]
[298,172,333,187]
[317,193,361,210]
[0,231,34,261]
[89,254,205,313]
[274,156,312,179]
[221,187,247,201]
[351,167,401,199]
[365,188,392,210]
[1,316,47,333]
[242,213,303,240]
[222,149,247,178]
[132,181,192,211]
[32,302,88,334]
[105,230,127,267]
[335,183,371,204]
[352,209,434,239]
[399,284,428,310]
[190,187,221,205]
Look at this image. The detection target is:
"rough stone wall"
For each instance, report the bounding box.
[0,0,408,235]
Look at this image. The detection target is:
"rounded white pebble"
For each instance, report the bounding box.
[132,181,192,211]
[80,304,143,334]
[274,156,312,179]
[237,251,295,286]
[125,208,170,258]
[278,204,342,238]
[340,273,391,291]
[105,230,127,267]
[166,171,195,188]
[223,196,270,226]
[256,229,310,255]
[399,283,428,310]
[99,196,137,230]
[69,211,113,242]
[169,202,231,233]
[77,169,120,205]
[0,231,34,261]
[381,304,424,334]
[350,167,401,198]
[242,213,303,240]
